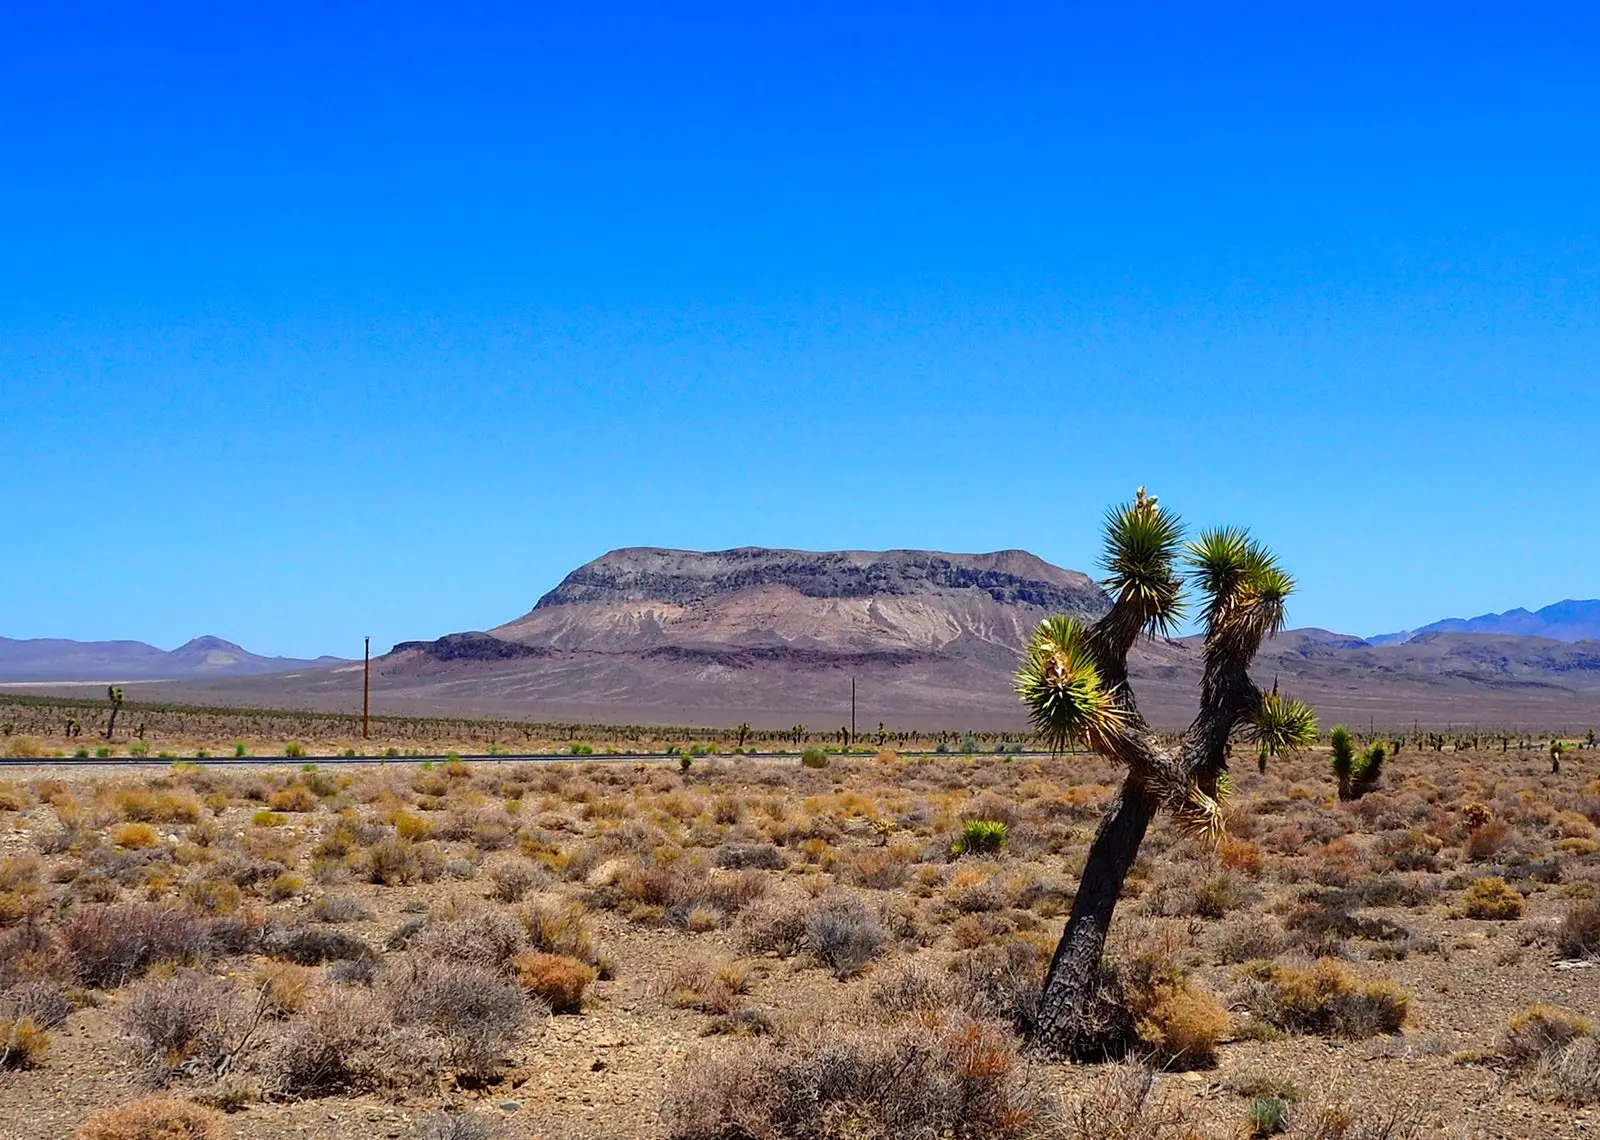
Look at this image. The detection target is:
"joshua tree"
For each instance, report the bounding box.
[104,686,125,741]
[734,722,751,750]
[1551,739,1565,774]
[1014,489,1316,1056]
[1330,726,1383,800]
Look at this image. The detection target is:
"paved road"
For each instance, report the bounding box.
[0,749,1063,769]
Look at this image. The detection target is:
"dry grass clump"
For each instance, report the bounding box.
[1236,959,1409,1038]
[1557,899,1600,958]
[111,823,162,850]
[663,1009,1059,1140]
[74,1096,226,1140]
[1454,876,1525,920]
[522,897,600,964]
[1,1013,51,1068]
[1500,1005,1600,1105]
[652,960,751,1015]
[511,952,596,1013]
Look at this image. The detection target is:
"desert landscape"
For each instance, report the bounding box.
[9,8,1598,1139]
[2,728,1598,1139]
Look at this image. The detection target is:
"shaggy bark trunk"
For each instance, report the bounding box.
[105,706,119,741]
[1030,775,1159,1054]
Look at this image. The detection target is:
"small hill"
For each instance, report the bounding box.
[0,635,344,682]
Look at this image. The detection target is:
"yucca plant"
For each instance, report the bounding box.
[1015,488,1316,1055]
[953,819,1008,855]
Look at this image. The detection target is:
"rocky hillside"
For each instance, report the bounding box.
[490,547,1108,658]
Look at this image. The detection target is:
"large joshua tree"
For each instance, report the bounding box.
[1015,488,1317,1055]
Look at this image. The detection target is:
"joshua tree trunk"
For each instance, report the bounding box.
[1015,490,1317,1058]
[105,686,125,741]
[1032,779,1157,1044]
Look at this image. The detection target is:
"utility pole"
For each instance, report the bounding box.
[363,636,370,740]
[850,676,856,745]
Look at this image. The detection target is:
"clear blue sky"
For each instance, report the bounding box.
[3,4,1597,658]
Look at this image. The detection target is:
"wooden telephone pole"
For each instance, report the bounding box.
[362,636,370,739]
[850,676,856,745]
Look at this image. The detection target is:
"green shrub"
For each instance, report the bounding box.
[234,742,248,757]
[284,742,306,759]
[1248,1098,1290,1137]
[800,748,829,769]
[953,819,1008,856]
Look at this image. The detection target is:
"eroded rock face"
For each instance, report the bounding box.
[491,548,1110,655]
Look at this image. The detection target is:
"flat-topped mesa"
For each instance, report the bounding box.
[492,547,1109,655]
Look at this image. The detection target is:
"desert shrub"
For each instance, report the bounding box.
[1557,900,1600,958]
[522,897,599,964]
[117,969,245,1085]
[1456,876,1525,920]
[1074,923,1228,1068]
[415,910,524,969]
[1466,820,1511,861]
[512,952,596,1014]
[3,736,46,759]
[804,896,888,977]
[1236,959,1409,1038]
[800,748,829,769]
[1502,1004,1592,1066]
[1207,914,1288,964]
[1499,1005,1600,1105]
[1,979,74,1029]
[266,785,315,813]
[62,903,210,988]
[264,925,373,966]
[74,1096,226,1140]
[1218,837,1265,876]
[414,1114,498,1140]
[258,988,393,1098]
[0,1014,49,1068]
[1531,1037,1600,1106]
[111,823,161,850]
[738,897,810,958]
[311,895,371,924]
[380,958,533,1079]
[849,848,912,890]
[662,1009,1059,1140]
[365,837,421,885]
[953,819,1008,856]
[255,961,314,1015]
[653,960,752,1015]
[486,860,542,902]
[712,843,786,871]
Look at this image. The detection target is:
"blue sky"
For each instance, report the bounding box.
[3,3,1597,658]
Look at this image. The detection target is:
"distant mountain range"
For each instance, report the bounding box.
[1369,600,1600,646]
[14,549,1595,731]
[0,635,346,682]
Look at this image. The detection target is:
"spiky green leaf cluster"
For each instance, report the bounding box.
[1248,690,1319,756]
[1015,615,1125,754]
[1185,528,1295,654]
[1100,487,1186,637]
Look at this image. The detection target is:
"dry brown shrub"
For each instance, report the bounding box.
[1466,819,1511,861]
[74,1096,226,1140]
[1558,899,1600,958]
[512,952,596,1013]
[1217,837,1264,876]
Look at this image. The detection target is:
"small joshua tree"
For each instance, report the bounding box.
[1015,489,1316,1055]
[733,722,751,750]
[1331,726,1383,800]
[104,686,125,741]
